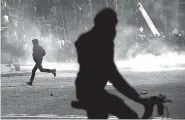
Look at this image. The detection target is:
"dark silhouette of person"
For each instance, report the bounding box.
[73,8,148,119]
[26,39,56,86]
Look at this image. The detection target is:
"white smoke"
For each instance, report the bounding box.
[116,52,185,72]
[3,0,185,72]
[2,0,64,63]
[115,25,138,59]
[142,0,179,31]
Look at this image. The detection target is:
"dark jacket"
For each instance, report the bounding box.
[75,27,140,102]
[32,44,45,59]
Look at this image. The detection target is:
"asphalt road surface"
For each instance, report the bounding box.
[1,70,185,119]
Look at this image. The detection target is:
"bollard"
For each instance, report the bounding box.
[14,64,20,71]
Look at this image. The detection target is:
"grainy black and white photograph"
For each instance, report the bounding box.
[1,0,185,119]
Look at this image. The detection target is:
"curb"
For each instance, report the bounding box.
[1,71,33,77]
[1,70,77,77]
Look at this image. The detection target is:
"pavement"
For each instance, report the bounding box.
[1,70,185,119]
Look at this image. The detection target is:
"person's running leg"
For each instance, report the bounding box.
[27,64,38,85]
[38,61,56,77]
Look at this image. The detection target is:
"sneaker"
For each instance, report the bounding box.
[52,69,56,77]
[26,81,32,86]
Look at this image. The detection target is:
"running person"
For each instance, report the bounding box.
[26,39,56,86]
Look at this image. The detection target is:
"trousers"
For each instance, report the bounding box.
[30,58,51,82]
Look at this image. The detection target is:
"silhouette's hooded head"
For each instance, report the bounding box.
[32,39,39,45]
[94,8,118,30]
[93,8,117,41]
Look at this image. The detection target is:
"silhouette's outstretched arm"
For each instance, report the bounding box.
[109,63,141,102]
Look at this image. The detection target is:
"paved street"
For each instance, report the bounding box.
[1,70,185,119]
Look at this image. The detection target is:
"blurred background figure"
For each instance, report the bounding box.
[26,39,56,86]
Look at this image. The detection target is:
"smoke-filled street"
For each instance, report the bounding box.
[1,70,185,119]
[1,0,185,119]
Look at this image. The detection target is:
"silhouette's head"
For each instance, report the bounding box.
[32,39,39,45]
[94,8,118,29]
